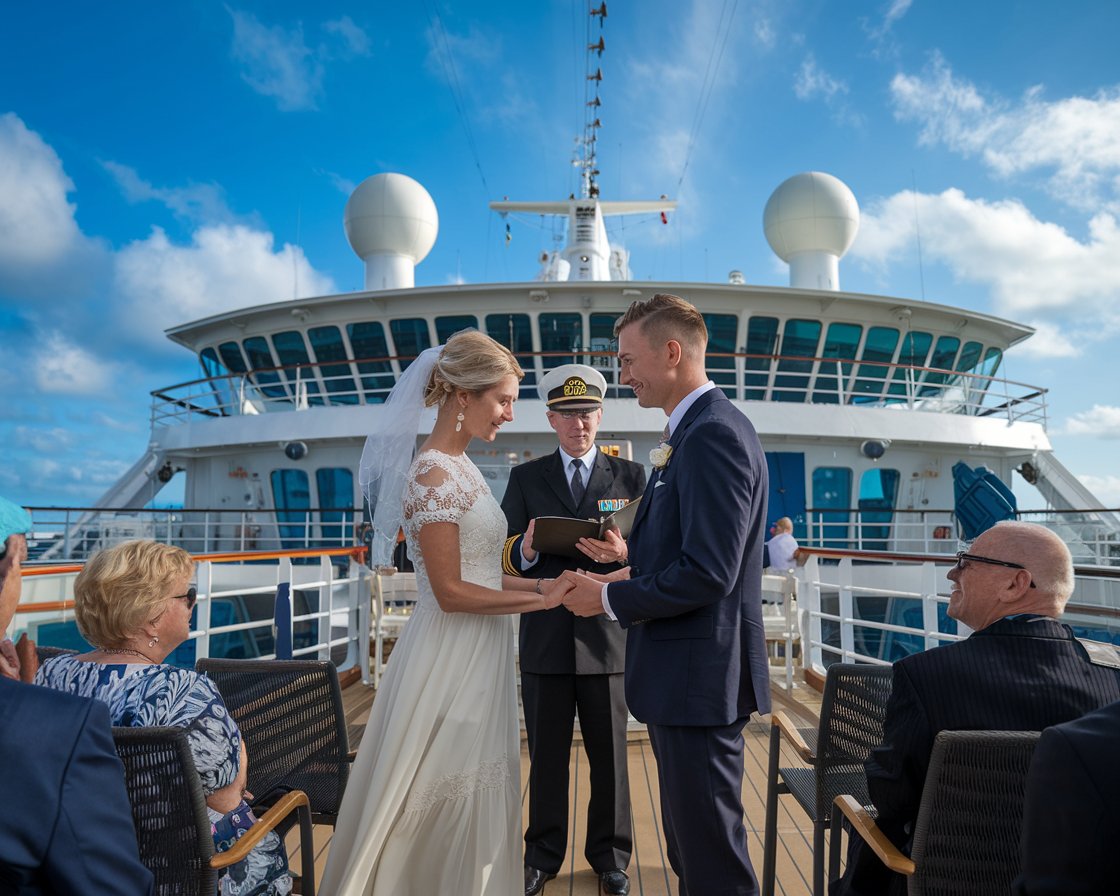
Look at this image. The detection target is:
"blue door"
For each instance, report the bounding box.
[765,452,807,540]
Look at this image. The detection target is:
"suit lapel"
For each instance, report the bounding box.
[543,450,579,514]
[579,451,614,516]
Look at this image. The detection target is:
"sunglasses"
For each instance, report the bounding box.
[171,586,198,609]
[953,552,1036,588]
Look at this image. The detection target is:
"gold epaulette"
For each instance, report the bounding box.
[502,535,524,577]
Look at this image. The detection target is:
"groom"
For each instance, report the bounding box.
[561,293,771,895]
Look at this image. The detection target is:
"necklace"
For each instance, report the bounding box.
[96,646,158,664]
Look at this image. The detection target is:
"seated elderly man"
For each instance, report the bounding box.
[0,495,152,894]
[832,521,1120,896]
[764,517,799,573]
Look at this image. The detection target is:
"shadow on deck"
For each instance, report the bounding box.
[289,669,825,895]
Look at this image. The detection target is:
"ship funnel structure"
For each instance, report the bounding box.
[763,171,859,291]
[345,173,438,291]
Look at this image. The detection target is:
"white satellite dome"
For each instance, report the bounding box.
[345,173,438,290]
[763,172,859,291]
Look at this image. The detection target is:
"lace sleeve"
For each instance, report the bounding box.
[403,455,473,530]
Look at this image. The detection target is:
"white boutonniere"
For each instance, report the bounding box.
[649,442,673,470]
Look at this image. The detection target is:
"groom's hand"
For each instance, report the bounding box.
[560,570,608,617]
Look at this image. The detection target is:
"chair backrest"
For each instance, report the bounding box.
[909,729,1040,896]
[814,662,894,815]
[196,658,350,824]
[35,645,78,665]
[112,726,218,896]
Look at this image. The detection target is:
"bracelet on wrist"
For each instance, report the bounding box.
[535,578,543,595]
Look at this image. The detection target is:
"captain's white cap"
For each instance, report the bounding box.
[538,364,606,411]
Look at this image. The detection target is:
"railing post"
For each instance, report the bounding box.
[196,560,213,662]
[838,557,855,662]
[319,554,332,662]
[921,560,941,652]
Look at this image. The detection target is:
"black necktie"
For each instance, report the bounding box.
[570,459,585,506]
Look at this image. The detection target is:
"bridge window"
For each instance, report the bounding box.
[200,347,224,378]
[435,315,478,343]
[814,323,862,404]
[812,467,852,548]
[539,313,582,369]
[704,313,737,398]
[486,313,536,398]
[271,469,310,549]
[589,313,620,394]
[200,348,235,415]
[389,319,432,370]
[744,316,778,400]
[272,330,323,406]
[241,336,287,399]
[852,326,899,401]
[889,331,932,399]
[309,326,359,405]
[316,467,354,545]
[920,335,961,394]
[348,321,393,404]
[858,468,900,551]
[218,341,248,374]
[775,319,821,403]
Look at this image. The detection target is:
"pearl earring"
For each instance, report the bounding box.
[455,411,465,433]
[148,637,159,647]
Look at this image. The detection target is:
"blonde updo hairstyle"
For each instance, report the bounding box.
[74,540,195,647]
[422,329,524,407]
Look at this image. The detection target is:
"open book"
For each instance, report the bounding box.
[531,497,642,559]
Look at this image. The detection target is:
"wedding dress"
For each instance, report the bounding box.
[320,450,521,895]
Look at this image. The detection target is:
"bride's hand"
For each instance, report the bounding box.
[576,566,631,584]
[539,576,575,610]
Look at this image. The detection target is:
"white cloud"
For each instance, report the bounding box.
[794,54,847,102]
[32,333,118,396]
[11,426,75,453]
[1062,405,1120,438]
[891,54,1120,212]
[753,17,776,50]
[102,161,241,225]
[853,188,1120,329]
[1010,321,1078,359]
[113,224,337,348]
[229,9,322,111]
[1077,475,1120,506]
[0,113,83,270]
[322,15,370,58]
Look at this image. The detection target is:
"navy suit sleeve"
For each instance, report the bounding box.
[612,415,759,623]
[500,467,532,575]
[45,700,154,896]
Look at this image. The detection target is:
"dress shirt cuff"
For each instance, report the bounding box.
[601,583,617,621]
[519,544,539,571]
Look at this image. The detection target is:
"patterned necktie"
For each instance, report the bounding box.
[570,459,585,506]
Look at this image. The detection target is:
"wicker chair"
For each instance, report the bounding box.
[196,658,352,827]
[113,725,316,896]
[832,729,1041,895]
[762,662,894,896]
[35,644,78,665]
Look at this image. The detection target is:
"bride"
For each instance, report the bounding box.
[321,330,569,895]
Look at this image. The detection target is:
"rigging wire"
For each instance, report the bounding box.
[425,2,491,197]
[676,0,740,191]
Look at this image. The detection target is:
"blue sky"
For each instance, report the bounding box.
[2,0,1120,508]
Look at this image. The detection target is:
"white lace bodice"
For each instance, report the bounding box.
[402,450,507,602]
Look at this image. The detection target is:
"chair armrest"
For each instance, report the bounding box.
[347,749,357,762]
[211,789,317,896]
[833,795,915,876]
[772,710,815,761]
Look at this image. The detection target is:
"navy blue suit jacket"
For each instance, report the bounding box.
[0,678,153,895]
[837,616,1120,896]
[1014,697,1120,895]
[607,388,771,726]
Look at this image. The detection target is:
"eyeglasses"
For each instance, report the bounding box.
[553,410,598,421]
[953,552,1036,588]
[171,586,198,609]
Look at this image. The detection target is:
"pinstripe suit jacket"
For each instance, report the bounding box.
[839,615,1120,896]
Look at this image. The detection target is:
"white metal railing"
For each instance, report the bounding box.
[795,552,1120,674]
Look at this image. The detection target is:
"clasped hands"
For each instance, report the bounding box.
[538,565,631,617]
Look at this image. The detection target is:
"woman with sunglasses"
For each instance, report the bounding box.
[36,539,292,896]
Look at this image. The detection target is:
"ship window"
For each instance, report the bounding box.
[272,330,323,406]
[920,335,962,394]
[271,469,310,549]
[858,468,900,551]
[774,319,821,403]
[435,315,478,343]
[589,313,619,394]
[539,313,582,369]
[955,341,983,373]
[309,326,359,405]
[316,468,354,546]
[814,323,863,404]
[200,348,235,415]
[704,313,737,398]
[889,331,932,399]
[852,327,899,401]
[218,341,248,374]
[200,347,224,378]
[972,347,1003,408]
[242,336,287,400]
[348,321,393,404]
[744,316,778,400]
[812,467,852,548]
[486,313,536,398]
[389,318,432,370]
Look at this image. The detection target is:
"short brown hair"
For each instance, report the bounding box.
[423,329,525,407]
[74,540,195,647]
[614,293,707,356]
